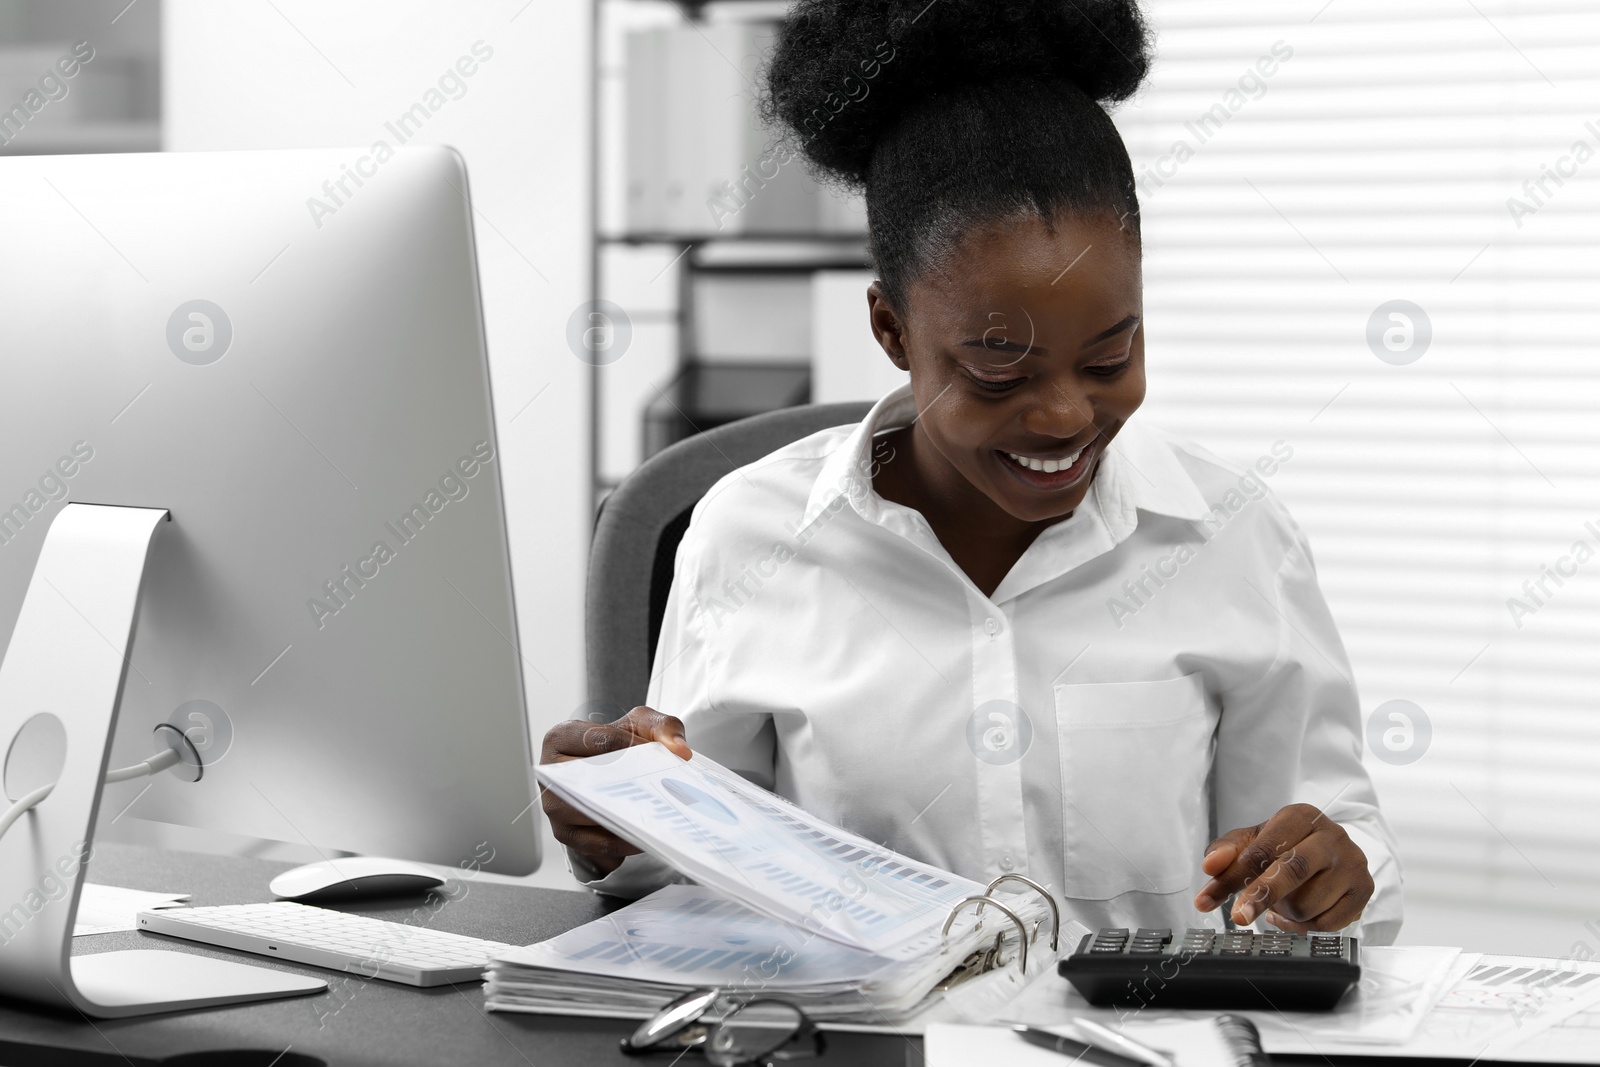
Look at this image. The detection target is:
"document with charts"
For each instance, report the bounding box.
[491,744,1063,1024]
[536,743,1023,962]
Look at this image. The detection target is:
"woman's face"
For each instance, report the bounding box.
[869,211,1145,526]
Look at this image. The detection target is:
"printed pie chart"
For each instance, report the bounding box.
[661,778,738,826]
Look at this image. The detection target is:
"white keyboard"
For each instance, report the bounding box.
[138,902,515,987]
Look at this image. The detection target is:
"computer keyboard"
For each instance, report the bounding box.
[1059,926,1361,1011]
[138,902,516,987]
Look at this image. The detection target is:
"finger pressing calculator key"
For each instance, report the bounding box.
[1059,927,1360,1011]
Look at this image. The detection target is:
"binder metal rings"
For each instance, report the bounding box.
[941,895,1031,974]
[937,874,1062,975]
[984,874,1060,952]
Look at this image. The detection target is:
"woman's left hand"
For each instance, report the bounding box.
[1192,803,1374,933]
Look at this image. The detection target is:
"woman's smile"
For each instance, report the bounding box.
[994,436,1101,493]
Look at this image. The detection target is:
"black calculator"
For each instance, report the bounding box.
[1059,927,1360,1011]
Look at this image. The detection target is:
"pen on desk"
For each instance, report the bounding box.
[1071,1018,1178,1067]
[1012,1024,1147,1067]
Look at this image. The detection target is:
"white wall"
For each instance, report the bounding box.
[162,0,590,886]
[812,270,908,405]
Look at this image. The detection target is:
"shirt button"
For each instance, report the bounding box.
[1000,855,1015,872]
[985,618,999,636]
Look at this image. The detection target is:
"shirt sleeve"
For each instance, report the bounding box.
[1214,514,1404,946]
[568,518,778,898]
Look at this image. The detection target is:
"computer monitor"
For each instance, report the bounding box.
[0,146,540,877]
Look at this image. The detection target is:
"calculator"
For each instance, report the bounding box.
[1059,927,1361,1011]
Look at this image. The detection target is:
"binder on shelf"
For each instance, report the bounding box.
[487,744,1071,1027]
[623,28,665,233]
[658,23,704,232]
[623,22,867,239]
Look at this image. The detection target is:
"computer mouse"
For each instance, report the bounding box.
[269,857,446,902]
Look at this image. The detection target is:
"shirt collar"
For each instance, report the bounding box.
[1088,409,1213,538]
[800,382,1211,533]
[799,385,917,530]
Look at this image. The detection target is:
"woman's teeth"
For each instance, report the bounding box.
[1006,447,1084,474]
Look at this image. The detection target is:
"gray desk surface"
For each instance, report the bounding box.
[1,846,1563,1067]
[0,843,918,1067]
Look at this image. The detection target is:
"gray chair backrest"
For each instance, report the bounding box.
[585,401,874,721]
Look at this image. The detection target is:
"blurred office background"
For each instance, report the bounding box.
[4,0,1598,955]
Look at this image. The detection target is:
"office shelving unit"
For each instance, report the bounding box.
[0,0,160,157]
[589,0,869,510]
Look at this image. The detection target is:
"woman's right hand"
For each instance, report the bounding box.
[539,706,692,874]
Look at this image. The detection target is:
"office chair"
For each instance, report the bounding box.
[585,402,874,721]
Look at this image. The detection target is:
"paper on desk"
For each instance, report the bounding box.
[847,944,1600,1061]
[1252,945,1462,1046]
[996,945,1461,1048]
[1240,951,1600,1061]
[1499,992,1600,1063]
[73,882,189,936]
[1385,953,1600,1062]
[926,1020,1244,1067]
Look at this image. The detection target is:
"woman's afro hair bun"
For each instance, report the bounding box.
[761,0,1153,188]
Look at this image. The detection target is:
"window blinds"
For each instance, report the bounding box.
[1118,0,1600,914]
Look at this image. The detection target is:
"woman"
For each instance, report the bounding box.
[544,0,1400,944]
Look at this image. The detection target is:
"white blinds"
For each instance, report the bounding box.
[1116,0,1600,913]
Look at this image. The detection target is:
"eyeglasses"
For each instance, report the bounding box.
[621,989,825,1067]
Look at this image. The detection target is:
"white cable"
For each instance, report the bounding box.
[0,782,54,839]
[102,745,181,784]
[0,745,184,841]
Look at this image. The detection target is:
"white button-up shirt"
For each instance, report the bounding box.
[576,384,1402,945]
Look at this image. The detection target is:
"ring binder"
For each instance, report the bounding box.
[940,894,1031,973]
[935,875,1064,980]
[528,744,1074,1025]
[984,874,1060,952]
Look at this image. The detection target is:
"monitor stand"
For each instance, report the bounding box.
[0,503,326,1017]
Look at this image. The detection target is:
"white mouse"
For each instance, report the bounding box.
[269,856,446,902]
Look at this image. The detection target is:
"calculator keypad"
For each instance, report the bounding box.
[1085,927,1354,961]
[1129,928,1171,954]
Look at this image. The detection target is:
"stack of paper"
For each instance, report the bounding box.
[487,744,1057,1025]
[492,884,942,1022]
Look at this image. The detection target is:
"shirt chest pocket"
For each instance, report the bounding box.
[1055,672,1217,900]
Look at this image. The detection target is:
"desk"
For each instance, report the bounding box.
[0,846,1565,1067]
[0,844,913,1067]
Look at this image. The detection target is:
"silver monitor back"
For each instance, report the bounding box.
[0,146,539,874]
